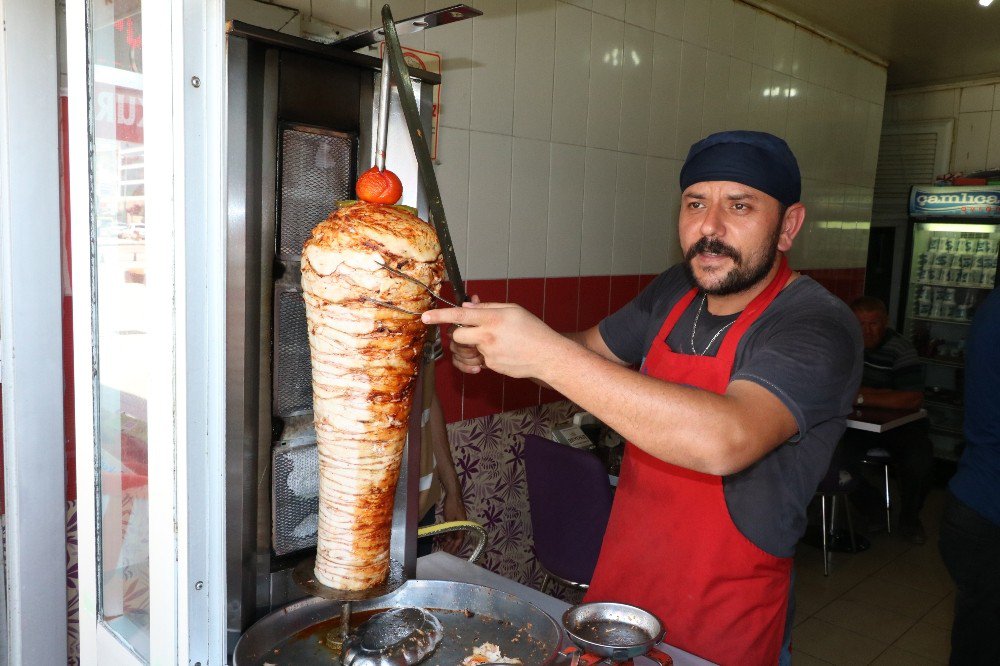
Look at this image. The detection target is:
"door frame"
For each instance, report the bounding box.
[0,0,69,663]
[65,0,227,662]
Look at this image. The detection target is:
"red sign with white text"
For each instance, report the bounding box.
[94,83,144,144]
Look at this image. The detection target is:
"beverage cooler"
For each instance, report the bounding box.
[903,185,1000,460]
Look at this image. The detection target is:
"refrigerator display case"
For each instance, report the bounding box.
[903,185,1000,460]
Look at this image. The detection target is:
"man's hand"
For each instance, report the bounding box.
[423,302,570,381]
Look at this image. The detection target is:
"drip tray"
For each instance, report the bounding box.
[233,580,562,665]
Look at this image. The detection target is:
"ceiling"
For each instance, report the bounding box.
[765,0,1000,89]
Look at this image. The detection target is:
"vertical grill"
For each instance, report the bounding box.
[277,125,355,259]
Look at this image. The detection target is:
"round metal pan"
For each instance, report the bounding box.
[234,579,563,665]
[561,602,665,662]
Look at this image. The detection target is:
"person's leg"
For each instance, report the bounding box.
[841,430,884,523]
[886,424,934,536]
[416,506,436,558]
[938,492,1000,665]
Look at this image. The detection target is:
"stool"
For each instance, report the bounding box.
[814,467,860,576]
[863,447,893,534]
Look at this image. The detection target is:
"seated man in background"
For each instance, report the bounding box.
[846,296,934,543]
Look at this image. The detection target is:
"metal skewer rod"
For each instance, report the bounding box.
[375,50,391,172]
[339,600,352,662]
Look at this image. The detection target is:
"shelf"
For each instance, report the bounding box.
[909,316,972,325]
[913,281,994,290]
[918,356,964,368]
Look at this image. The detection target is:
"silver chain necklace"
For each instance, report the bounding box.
[690,294,736,356]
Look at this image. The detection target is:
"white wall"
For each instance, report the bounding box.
[236,0,887,276]
[886,79,1000,175]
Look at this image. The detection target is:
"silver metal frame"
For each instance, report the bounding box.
[224,25,438,651]
[0,1,68,663]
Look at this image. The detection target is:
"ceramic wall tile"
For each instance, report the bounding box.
[771,16,795,75]
[654,0,684,39]
[509,137,551,278]
[467,131,513,279]
[587,14,625,150]
[513,0,556,141]
[987,110,1000,170]
[593,0,625,20]
[619,24,654,154]
[470,1,516,135]
[435,127,472,277]
[768,71,791,138]
[426,12,474,130]
[702,51,731,136]
[546,142,587,277]
[790,26,812,82]
[751,10,775,69]
[647,33,682,158]
[551,2,593,146]
[726,56,753,130]
[960,84,995,113]
[625,0,656,29]
[731,2,756,63]
[563,0,592,10]
[674,41,708,156]
[681,0,710,48]
[892,89,959,123]
[581,148,619,276]
[642,156,678,274]
[613,153,646,275]
[953,111,992,173]
[747,64,772,134]
[707,0,734,57]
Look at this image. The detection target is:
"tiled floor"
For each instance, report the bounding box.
[792,487,956,664]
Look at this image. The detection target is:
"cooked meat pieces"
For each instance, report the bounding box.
[302,201,443,591]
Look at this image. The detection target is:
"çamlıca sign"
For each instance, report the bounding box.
[910,185,1000,218]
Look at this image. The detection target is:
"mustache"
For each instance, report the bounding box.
[685,237,742,264]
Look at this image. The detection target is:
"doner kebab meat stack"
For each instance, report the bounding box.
[301,168,443,591]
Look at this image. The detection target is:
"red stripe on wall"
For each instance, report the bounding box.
[432,266,867,424]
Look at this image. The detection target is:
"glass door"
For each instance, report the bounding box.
[67,0,226,662]
[904,221,999,459]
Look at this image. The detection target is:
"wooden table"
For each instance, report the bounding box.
[845,406,927,433]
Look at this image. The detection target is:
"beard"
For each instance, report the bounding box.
[683,223,782,296]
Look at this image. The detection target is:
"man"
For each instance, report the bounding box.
[940,288,1000,665]
[424,131,862,664]
[846,296,933,543]
[416,326,467,556]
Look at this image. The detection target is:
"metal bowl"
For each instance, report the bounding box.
[562,602,665,662]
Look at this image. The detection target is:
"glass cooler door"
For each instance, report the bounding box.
[904,221,999,459]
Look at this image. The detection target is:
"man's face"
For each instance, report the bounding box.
[854,308,888,349]
[679,181,788,296]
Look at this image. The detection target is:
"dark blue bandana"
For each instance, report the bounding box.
[679,131,801,206]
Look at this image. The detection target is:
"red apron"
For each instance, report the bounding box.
[585,257,793,666]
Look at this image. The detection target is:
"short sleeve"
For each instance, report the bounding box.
[598,267,688,365]
[731,305,862,442]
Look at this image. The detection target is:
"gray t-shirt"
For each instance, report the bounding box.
[598,264,863,557]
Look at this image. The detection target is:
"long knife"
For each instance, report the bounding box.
[380,4,468,305]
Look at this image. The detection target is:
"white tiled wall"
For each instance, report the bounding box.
[885,80,1000,175]
[244,0,887,275]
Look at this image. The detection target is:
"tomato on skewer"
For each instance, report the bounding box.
[356,165,403,205]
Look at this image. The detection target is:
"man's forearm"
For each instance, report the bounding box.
[539,339,796,476]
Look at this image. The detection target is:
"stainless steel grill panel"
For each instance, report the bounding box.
[273,288,312,417]
[278,126,354,258]
[271,438,320,556]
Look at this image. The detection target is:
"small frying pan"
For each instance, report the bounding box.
[561,602,671,665]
